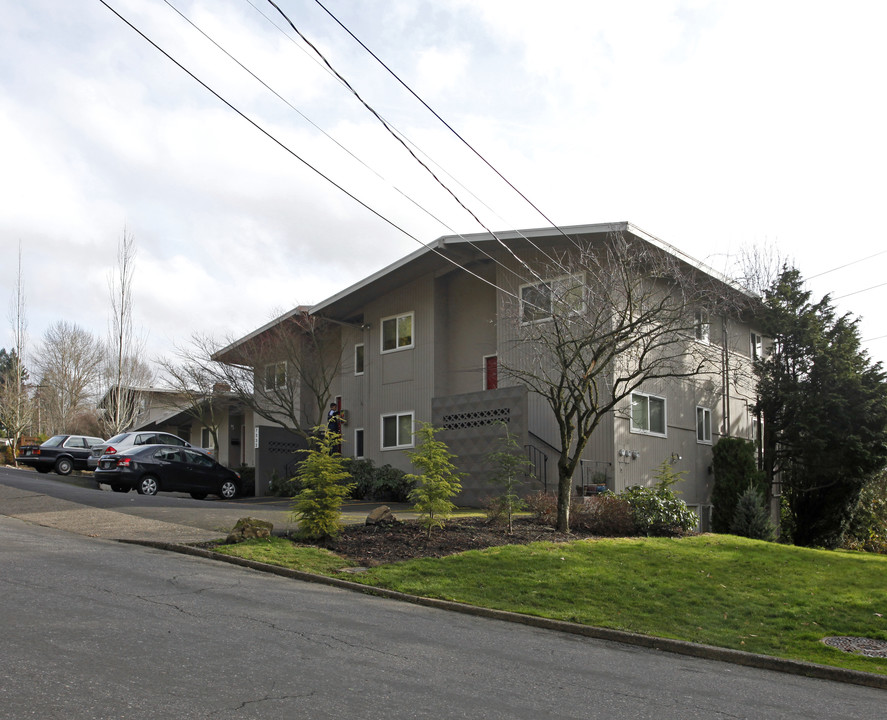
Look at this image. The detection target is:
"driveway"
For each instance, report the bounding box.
[0,465,410,543]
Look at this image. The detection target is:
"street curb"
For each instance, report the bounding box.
[122,539,887,691]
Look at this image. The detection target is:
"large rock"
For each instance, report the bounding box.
[226,517,273,543]
[366,505,397,526]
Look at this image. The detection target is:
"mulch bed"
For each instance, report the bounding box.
[311,517,601,566]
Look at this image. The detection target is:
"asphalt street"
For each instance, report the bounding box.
[3,515,885,720]
[1,465,885,718]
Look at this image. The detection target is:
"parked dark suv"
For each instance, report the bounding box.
[17,435,105,475]
[89,431,191,470]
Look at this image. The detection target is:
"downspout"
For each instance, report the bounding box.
[722,316,731,437]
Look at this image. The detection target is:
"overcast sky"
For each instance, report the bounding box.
[3,0,887,371]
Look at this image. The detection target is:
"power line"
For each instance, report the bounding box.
[97,0,532,311]
[833,280,887,301]
[263,0,553,287]
[242,0,577,283]
[808,248,887,280]
[163,0,548,289]
[310,0,583,256]
[162,0,461,240]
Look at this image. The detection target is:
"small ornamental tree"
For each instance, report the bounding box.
[652,459,686,491]
[405,423,465,537]
[730,483,776,541]
[712,437,765,533]
[486,422,533,533]
[291,430,354,540]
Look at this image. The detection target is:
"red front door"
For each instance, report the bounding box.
[485,356,498,390]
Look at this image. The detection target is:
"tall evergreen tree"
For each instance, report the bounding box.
[755,267,887,547]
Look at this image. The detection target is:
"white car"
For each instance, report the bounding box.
[89,431,191,470]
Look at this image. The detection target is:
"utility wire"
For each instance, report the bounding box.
[98,0,535,311]
[808,248,887,280]
[264,0,551,288]
[163,0,546,289]
[833,280,887,301]
[162,0,460,240]
[310,0,583,256]
[243,0,577,284]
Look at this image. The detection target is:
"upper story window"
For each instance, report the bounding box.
[381,312,414,353]
[630,392,667,437]
[520,274,585,324]
[264,361,287,391]
[696,406,712,444]
[750,332,763,360]
[694,310,710,344]
[354,344,365,375]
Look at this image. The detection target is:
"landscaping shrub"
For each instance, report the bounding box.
[268,467,302,497]
[291,431,354,540]
[844,471,887,554]
[484,422,531,533]
[730,483,776,541]
[572,493,636,536]
[712,437,766,533]
[346,458,414,502]
[405,423,465,536]
[525,490,634,535]
[620,485,698,536]
[525,490,581,527]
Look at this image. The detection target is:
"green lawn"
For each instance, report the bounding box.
[217,533,887,675]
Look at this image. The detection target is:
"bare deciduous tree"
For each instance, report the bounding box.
[180,309,343,439]
[100,228,152,435]
[34,321,104,434]
[500,232,740,531]
[156,345,229,451]
[0,244,35,453]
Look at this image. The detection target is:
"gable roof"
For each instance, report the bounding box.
[310,221,753,321]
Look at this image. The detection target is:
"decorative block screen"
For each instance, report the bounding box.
[440,407,511,430]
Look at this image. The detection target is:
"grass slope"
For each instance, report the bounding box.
[218,533,887,675]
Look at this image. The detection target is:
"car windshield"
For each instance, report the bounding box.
[42,436,65,447]
[105,434,130,444]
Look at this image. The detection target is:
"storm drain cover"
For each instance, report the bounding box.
[822,636,887,658]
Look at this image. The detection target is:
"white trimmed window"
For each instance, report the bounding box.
[263,361,286,391]
[381,312,414,353]
[630,392,667,436]
[696,406,712,444]
[354,428,365,458]
[381,412,414,449]
[354,344,365,375]
[750,332,763,360]
[694,310,710,344]
[520,274,585,323]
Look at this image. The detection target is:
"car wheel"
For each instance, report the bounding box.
[137,475,159,496]
[111,485,129,493]
[218,480,238,500]
[189,492,207,500]
[54,458,73,476]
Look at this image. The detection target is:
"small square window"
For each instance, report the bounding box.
[354,344,365,375]
[696,406,712,444]
[381,412,413,449]
[264,361,286,391]
[381,313,414,352]
[630,392,666,436]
